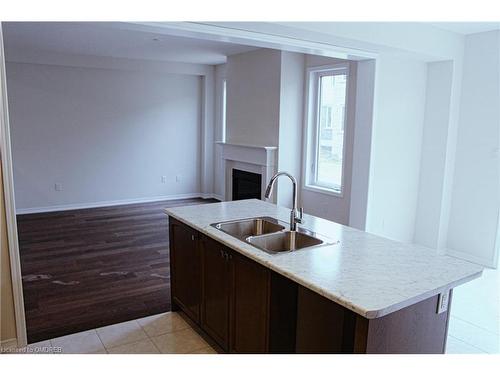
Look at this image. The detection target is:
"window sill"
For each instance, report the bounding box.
[303,184,344,198]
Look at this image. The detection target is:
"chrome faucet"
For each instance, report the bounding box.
[264,172,304,231]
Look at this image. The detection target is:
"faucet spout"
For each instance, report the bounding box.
[264,172,303,231]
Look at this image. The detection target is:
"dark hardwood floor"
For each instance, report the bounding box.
[17,198,217,343]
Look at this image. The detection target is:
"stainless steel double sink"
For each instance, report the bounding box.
[210,216,333,254]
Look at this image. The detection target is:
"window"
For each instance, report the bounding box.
[305,64,349,195]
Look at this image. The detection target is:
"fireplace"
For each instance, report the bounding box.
[219,142,277,202]
[232,169,262,201]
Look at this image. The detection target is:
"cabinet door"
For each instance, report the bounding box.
[201,236,230,350]
[169,219,201,323]
[230,252,270,353]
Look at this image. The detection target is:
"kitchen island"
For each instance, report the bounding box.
[165,199,483,354]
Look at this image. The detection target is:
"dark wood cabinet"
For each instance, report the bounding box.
[230,251,270,353]
[200,236,272,353]
[169,218,201,323]
[168,216,451,354]
[294,285,451,354]
[169,218,276,353]
[295,285,354,353]
[200,236,231,350]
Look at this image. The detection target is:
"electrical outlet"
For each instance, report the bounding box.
[161,176,167,183]
[436,290,450,314]
[54,183,63,191]
[175,175,181,183]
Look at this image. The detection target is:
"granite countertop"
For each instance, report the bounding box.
[164,199,483,319]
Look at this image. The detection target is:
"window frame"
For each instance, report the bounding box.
[303,63,350,197]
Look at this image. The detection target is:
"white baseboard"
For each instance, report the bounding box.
[445,248,496,269]
[16,193,214,215]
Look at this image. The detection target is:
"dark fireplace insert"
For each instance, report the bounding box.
[232,169,262,201]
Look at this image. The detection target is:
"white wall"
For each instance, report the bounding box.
[224,49,306,206]
[276,51,305,208]
[199,70,215,198]
[7,62,203,211]
[213,63,227,200]
[365,55,427,243]
[446,31,500,267]
[414,61,454,248]
[349,59,376,230]
[226,49,282,147]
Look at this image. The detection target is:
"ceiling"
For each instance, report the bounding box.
[2,22,258,65]
[431,22,500,35]
[4,22,499,67]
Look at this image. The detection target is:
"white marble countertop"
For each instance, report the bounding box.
[164,199,483,319]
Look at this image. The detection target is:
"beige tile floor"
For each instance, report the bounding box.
[22,312,217,354]
[445,268,500,354]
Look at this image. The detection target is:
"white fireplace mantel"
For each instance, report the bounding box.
[217,142,278,201]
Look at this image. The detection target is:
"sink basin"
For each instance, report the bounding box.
[211,217,284,239]
[246,230,324,253]
[211,217,335,255]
